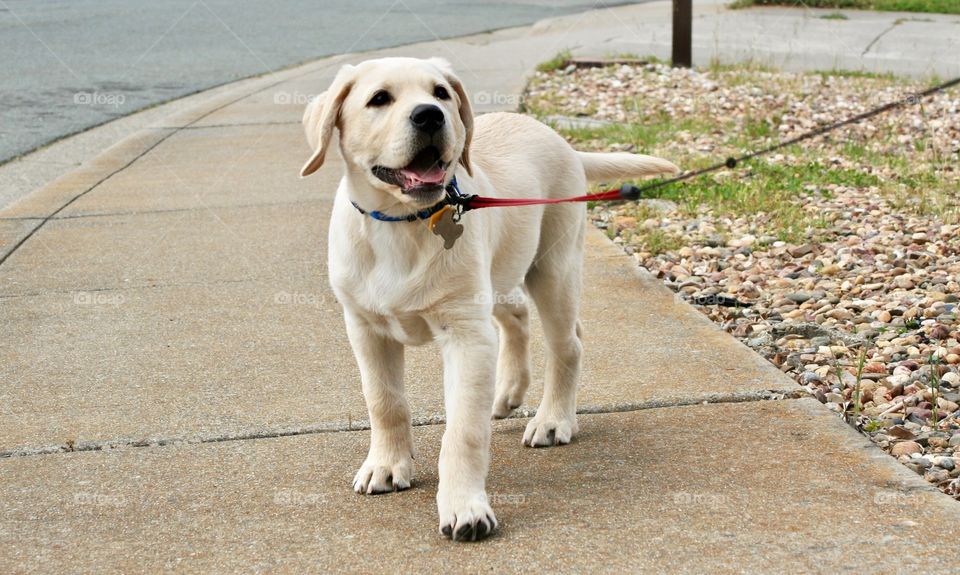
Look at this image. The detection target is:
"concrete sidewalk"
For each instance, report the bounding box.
[2,1,959,572]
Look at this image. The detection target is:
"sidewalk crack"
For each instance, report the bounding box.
[0,388,804,460]
[862,19,902,57]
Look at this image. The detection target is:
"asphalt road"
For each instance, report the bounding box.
[0,0,643,165]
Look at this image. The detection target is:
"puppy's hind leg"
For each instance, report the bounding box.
[492,288,532,419]
[522,207,585,448]
[344,311,415,494]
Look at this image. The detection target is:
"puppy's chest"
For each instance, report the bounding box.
[332,269,439,346]
[346,286,436,346]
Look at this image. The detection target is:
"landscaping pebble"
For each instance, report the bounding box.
[891,441,923,457]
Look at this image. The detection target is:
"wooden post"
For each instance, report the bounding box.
[672,0,692,68]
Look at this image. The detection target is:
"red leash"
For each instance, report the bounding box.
[451,183,644,212]
[426,181,647,248]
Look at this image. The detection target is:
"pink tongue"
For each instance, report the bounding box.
[400,165,445,186]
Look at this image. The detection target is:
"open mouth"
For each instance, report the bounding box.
[372,146,447,196]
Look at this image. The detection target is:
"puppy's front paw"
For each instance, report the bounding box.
[437,491,498,542]
[353,454,414,494]
[522,413,577,447]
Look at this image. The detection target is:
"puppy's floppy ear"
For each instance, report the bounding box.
[300,64,357,177]
[428,58,474,177]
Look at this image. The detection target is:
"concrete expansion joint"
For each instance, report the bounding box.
[0,386,806,460]
[20,197,327,223]
[0,277,258,300]
[0,131,177,267]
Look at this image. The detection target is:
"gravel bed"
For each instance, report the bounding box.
[525,62,960,498]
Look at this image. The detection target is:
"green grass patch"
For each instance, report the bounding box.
[607,205,688,254]
[602,52,666,65]
[625,161,882,242]
[875,0,960,13]
[554,113,714,151]
[536,50,572,73]
[543,95,897,243]
[729,0,960,15]
[632,228,686,255]
[820,11,850,18]
[814,68,896,80]
[707,57,778,74]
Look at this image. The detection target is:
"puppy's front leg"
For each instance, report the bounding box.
[345,311,415,494]
[435,317,499,541]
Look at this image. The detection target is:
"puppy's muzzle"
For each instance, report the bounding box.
[410,104,445,134]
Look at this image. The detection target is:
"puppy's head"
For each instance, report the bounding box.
[300,57,473,207]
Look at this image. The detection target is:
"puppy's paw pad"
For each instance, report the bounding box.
[352,457,413,494]
[438,500,498,542]
[522,416,576,448]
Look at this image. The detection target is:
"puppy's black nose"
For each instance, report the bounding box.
[410,104,444,133]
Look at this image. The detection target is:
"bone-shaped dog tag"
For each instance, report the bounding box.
[429,206,464,249]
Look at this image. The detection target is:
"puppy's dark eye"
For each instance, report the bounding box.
[367,90,392,107]
[434,85,450,100]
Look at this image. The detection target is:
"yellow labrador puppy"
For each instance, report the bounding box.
[300,57,677,541]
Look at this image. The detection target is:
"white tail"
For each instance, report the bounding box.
[577,151,679,182]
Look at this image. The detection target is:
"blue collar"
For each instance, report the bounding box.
[352,177,464,222]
